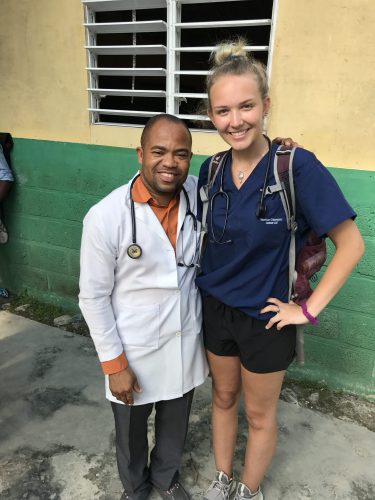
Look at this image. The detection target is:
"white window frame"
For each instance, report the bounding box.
[83,0,278,128]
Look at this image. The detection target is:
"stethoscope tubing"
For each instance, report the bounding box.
[127,175,143,259]
[127,174,198,266]
[209,135,273,244]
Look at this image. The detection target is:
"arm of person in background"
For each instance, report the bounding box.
[0,144,14,244]
[0,181,13,202]
[0,143,14,201]
[79,205,142,405]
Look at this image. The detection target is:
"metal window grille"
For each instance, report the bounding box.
[83,0,277,129]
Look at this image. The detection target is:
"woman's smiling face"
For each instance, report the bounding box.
[208,73,270,153]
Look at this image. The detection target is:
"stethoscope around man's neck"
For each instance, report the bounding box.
[127,174,198,267]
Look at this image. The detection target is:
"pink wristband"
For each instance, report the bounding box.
[300,301,319,325]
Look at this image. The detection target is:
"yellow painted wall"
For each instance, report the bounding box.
[0,0,225,154]
[268,0,375,170]
[0,0,374,169]
[0,0,89,144]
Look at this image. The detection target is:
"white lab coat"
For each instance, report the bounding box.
[79,174,209,405]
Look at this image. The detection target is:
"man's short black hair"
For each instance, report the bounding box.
[140,114,192,148]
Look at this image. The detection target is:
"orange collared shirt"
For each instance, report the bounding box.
[101,175,180,375]
[132,174,179,251]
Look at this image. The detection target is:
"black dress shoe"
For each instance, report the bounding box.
[156,482,190,500]
[121,483,152,500]
[121,493,137,500]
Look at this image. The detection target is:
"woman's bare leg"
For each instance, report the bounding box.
[207,351,242,477]
[240,368,285,492]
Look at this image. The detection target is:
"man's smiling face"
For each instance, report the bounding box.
[136,119,192,206]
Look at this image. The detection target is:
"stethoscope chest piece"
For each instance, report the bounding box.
[127,243,142,259]
[126,174,197,265]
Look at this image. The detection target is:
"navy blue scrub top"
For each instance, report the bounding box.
[196,144,356,320]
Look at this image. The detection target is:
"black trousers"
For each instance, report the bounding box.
[111,389,194,497]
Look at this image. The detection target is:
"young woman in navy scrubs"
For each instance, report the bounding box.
[197,39,364,500]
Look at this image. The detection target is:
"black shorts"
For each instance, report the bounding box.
[202,296,296,374]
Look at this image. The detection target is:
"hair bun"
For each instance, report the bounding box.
[213,38,248,66]
[206,37,269,104]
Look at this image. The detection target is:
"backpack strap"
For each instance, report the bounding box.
[274,146,297,300]
[197,150,230,270]
[274,146,305,364]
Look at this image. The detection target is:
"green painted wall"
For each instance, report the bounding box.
[1,139,374,397]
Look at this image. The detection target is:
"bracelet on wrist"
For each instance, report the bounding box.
[299,301,319,325]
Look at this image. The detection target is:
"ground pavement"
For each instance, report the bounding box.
[0,311,374,500]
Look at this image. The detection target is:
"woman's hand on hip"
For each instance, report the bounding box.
[260,297,308,330]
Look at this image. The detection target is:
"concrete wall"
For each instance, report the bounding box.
[0,0,374,396]
[1,138,374,398]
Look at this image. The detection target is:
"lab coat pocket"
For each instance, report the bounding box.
[118,304,160,349]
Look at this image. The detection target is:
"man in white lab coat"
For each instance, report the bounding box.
[79,114,208,500]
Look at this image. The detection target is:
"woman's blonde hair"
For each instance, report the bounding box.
[205,38,269,111]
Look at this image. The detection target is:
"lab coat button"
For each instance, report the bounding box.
[176,331,181,337]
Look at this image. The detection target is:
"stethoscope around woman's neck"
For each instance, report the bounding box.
[210,135,273,244]
[255,135,272,218]
[127,174,198,267]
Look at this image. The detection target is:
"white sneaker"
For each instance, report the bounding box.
[233,482,263,500]
[204,471,235,500]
